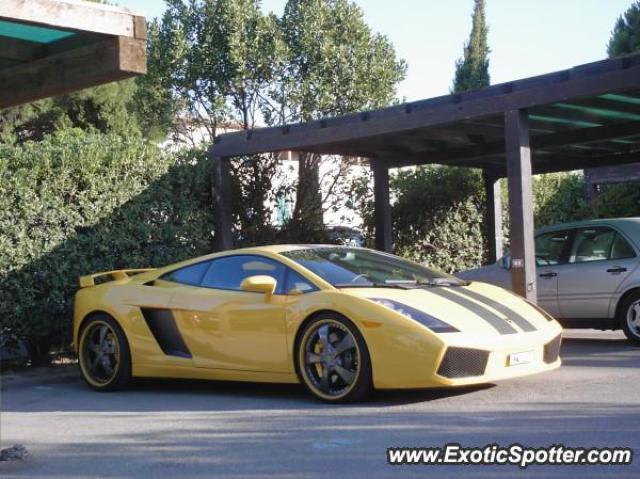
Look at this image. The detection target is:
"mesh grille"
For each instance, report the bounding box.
[543,334,562,364]
[437,347,490,378]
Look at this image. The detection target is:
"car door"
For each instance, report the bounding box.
[557,226,638,319]
[534,229,572,317]
[168,255,291,373]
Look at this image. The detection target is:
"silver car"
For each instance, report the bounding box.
[458,218,640,343]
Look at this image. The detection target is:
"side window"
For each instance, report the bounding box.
[535,231,570,266]
[162,261,211,285]
[200,255,286,294]
[285,269,317,294]
[611,233,636,260]
[570,227,616,263]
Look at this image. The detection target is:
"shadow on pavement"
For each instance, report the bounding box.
[560,335,640,369]
[1,371,496,413]
[4,402,639,479]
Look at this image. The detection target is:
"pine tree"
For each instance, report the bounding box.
[608,1,640,57]
[452,0,490,93]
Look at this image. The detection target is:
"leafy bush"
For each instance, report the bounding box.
[390,167,486,273]
[354,166,640,275]
[589,181,640,218]
[0,131,215,362]
[533,172,587,228]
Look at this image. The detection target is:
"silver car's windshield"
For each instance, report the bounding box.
[281,247,466,287]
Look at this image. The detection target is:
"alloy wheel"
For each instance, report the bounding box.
[300,319,360,399]
[627,300,640,338]
[80,322,121,386]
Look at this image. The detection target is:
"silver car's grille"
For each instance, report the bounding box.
[437,347,490,378]
[543,334,562,364]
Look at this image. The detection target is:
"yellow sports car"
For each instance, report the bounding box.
[74,245,562,402]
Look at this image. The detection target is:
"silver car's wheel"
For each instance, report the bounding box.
[620,293,640,345]
[626,300,640,336]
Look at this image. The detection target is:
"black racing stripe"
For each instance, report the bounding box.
[428,288,518,335]
[456,288,537,332]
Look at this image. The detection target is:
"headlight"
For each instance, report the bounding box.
[370,298,459,333]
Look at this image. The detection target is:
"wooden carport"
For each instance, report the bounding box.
[0,0,146,109]
[210,53,640,302]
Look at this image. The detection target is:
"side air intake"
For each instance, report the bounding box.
[140,308,192,359]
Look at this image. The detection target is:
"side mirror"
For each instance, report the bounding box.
[240,275,277,296]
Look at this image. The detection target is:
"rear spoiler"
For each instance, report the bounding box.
[79,269,155,288]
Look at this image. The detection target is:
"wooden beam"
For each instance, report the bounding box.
[212,55,640,157]
[533,149,640,174]
[0,0,145,39]
[0,36,145,109]
[372,159,392,253]
[0,37,44,62]
[505,109,537,302]
[211,156,234,251]
[483,170,503,264]
[389,121,640,168]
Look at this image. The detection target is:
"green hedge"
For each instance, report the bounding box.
[390,167,486,273]
[0,131,215,361]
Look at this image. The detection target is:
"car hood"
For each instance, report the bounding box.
[340,281,549,336]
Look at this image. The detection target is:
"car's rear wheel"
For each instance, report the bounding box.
[297,314,372,403]
[619,292,640,345]
[78,313,132,390]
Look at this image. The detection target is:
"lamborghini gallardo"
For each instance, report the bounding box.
[74,245,562,402]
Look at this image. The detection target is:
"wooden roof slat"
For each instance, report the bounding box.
[387,121,640,168]
[0,36,145,109]
[212,54,640,158]
[0,0,146,108]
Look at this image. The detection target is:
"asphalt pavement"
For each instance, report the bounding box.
[1,330,639,478]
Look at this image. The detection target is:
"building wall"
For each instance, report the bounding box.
[161,119,367,230]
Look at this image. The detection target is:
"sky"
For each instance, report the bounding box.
[116,0,634,101]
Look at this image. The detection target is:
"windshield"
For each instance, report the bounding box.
[281,247,465,287]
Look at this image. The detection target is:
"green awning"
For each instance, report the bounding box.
[0,20,74,44]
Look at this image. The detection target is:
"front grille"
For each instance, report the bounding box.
[543,334,562,364]
[437,347,490,378]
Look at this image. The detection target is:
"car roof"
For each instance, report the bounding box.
[536,217,640,237]
[167,244,359,268]
[237,244,353,254]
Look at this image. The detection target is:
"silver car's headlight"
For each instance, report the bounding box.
[370,298,459,333]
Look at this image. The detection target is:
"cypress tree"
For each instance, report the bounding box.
[608,1,640,57]
[452,0,490,93]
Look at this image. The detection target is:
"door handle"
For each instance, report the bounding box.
[607,267,627,274]
[539,272,557,278]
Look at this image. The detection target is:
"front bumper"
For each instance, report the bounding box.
[431,332,562,387]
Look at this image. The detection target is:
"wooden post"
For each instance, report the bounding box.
[482,170,503,264]
[372,159,392,252]
[211,156,233,251]
[505,110,537,302]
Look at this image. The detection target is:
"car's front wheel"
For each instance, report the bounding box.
[78,313,132,390]
[297,314,372,403]
[619,291,640,345]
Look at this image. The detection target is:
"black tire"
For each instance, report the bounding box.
[296,313,373,403]
[618,291,640,345]
[78,313,132,391]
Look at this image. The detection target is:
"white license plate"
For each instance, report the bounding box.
[508,350,534,366]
